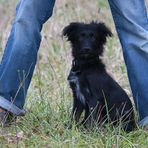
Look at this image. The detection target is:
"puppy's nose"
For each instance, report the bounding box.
[82,47,91,53]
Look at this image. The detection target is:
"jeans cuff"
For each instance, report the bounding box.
[138,116,148,127]
[0,96,25,116]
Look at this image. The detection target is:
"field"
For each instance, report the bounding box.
[0,0,148,147]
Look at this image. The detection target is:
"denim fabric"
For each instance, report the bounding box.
[0,0,55,115]
[108,0,148,120]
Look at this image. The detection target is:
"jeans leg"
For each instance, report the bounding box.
[0,0,55,115]
[108,0,148,120]
[0,1,21,74]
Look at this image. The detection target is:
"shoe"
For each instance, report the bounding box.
[0,107,16,126]
[138,116,148,130]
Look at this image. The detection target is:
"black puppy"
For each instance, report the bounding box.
[63,22,136,131]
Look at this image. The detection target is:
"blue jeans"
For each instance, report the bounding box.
[0,0,55,115]
[108,0,148,121]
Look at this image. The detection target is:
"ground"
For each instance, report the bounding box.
[0,0,148,147]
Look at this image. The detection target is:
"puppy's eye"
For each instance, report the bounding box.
[89,33,94,38]
[80,32,85,37]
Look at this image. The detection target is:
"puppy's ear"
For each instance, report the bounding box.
[95,22,113,45]
[62,23,79,41]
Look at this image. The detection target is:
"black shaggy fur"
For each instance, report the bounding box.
[63,22,136,132]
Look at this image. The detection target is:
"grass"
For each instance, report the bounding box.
[0,0,148,147]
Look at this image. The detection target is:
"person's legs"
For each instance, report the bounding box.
[108,0,148,123]
[0,0,55,116]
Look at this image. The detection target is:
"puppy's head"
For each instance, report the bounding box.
[63,22,112,59]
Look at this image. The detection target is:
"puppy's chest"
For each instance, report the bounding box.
[68,71,90,105]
